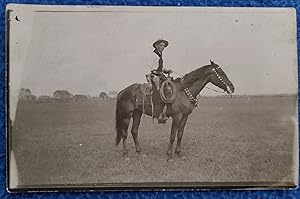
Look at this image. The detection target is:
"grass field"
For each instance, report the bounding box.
[10,95,297,188]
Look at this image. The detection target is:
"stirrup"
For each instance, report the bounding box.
[158,115,168,124]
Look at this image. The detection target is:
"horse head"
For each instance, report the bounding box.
[209,60,234,94]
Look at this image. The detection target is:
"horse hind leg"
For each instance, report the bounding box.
[121,117,131,156]
[131,110,142,153]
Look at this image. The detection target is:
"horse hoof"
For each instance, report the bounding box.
[142,154,147,158]
[136,150,142,154]
[175,151,181,155]
[166,152,173,161]
[167,157,174,162]
[123,151,128,157]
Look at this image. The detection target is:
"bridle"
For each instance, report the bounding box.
[181,66,232,107]
[211,66,233,94]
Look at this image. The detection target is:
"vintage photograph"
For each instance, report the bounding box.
[7,5,298,190]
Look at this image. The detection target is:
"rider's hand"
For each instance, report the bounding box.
[163,69,173,74]
[163,69,170,73]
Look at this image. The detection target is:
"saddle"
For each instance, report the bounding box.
[136,77,177,118]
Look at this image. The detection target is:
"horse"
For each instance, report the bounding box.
[115,60,235,159]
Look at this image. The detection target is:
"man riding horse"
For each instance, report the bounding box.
[146,39,173,123]
[116,58,235,157]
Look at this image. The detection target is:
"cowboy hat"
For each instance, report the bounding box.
[152,39,169,48]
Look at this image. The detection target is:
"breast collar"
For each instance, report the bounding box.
[180,77,198,107]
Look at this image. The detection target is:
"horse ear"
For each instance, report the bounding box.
[210,59,214,65]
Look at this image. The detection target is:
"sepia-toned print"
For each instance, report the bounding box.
[7,4,298,191]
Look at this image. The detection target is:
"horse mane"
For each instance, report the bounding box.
[174,64,212,88]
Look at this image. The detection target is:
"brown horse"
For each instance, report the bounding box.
[115,60,235,158]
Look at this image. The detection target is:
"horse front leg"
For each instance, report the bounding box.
[166,114,182,159]
[175,116,188,155]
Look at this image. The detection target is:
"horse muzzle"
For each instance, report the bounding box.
[226,84,234,94]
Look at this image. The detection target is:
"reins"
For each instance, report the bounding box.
[147,65,227,95]
[204,87,227,94]
[173,68,228,95]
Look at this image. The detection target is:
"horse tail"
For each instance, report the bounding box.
[115,93,123,146]
[115,84,139,147]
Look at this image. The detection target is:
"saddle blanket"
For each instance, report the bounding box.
[135,84,152,108]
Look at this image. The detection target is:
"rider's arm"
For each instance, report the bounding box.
[150,53,159,70]
[157,63,163,73]
[163,68,173,74]
[162,68,169,73]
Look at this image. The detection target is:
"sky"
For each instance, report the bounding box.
[9,6,297,98]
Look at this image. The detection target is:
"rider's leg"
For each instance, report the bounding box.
[145,74,152,89]
[152,76,160,91]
